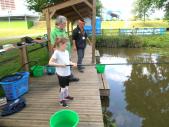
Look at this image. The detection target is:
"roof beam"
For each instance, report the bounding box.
[68,13,91,21]
[67,13,91,20]
[83,0,92,9]
[57,8,91,18]
[71,5,84,19]
[48,0,86,18]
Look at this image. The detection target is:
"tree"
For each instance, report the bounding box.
[26,0,47,12]
[132,0,153,21]
[96,0,103,17]
[133,0,169,20]
[26,0,103,17]
[163,2,169,19]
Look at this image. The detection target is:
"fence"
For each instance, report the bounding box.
[0,41,48,77]
[120,28,166,35]
[86,28,167,36]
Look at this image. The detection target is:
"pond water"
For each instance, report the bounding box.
[99,48,169,127]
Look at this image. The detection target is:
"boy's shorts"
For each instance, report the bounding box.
[57,75,70,88]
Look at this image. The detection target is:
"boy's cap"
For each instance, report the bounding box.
[78,19,85,24]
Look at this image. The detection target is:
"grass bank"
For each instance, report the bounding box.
[1,20,169,38]
[102,20,169,29]
[0,43,49,77]
[0,21,55,38]
[96,33,169,48]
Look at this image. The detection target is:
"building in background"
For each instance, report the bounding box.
[0,0,39,21]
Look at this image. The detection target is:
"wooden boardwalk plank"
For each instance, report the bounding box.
[0,46,104,127]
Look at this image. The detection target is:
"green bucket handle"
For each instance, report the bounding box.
[18,60,39,72]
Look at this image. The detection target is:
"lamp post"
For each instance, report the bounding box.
[8,10,11,23]
[25,14,27,22]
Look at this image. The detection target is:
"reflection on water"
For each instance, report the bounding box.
[99,48,169,127]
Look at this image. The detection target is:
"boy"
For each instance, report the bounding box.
[72,19,88,73]
[49,37,77,107]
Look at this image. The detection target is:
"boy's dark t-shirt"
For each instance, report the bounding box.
[72,26,87,49]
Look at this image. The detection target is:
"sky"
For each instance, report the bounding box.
[0,0,39,16]
[100,0,164,20]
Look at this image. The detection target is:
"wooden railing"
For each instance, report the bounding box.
[0,41,48,77]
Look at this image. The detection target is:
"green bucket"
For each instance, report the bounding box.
[50,110,79,127]
[96,64,105,73]
[31,65,44,77]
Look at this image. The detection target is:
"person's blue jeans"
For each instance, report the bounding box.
[77,48,85,70]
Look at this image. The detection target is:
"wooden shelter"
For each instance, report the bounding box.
[42,0,96,63]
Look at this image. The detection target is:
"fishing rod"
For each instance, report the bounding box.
[104,62,168,66]
[47,62,169,67]
[66,62,169,66]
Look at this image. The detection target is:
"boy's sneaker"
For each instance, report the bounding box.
[65,96,74,100]
[69,77,79,82]
[78,69,84,73]
[59,100,68,107]
[81,66,85,69]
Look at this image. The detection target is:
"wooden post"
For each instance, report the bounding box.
[67,20,70,36]
[92,0,96,63]
[19,45,29,71]
[45,9,52,53]
[71,21,73,32]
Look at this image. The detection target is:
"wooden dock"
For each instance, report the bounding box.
[0,46,104,127]
[95,49,110,97]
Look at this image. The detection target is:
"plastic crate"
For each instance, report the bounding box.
[95,64,105,73]
[0,72,30,100]
[46,66,56,75]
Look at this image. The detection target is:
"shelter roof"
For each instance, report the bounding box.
[43,0,93,21]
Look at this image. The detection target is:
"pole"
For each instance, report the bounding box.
[92,0,96,63]
[48,62,169,67]
[8,10,11,23]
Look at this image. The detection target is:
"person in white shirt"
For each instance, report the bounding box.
[49,37,77,107]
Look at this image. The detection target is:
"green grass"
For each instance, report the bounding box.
[0,28,46,39]
[1,20,169,39]
[101,20,169,29]
[27,44,49,66]
[0,21,28,29]
[0,44,49,77]
[0,39,20,45]
[141,33,169,47]
[96,32,169,48]
[0,21,54,39]
[131,20,169,28]
[101,21,125,29]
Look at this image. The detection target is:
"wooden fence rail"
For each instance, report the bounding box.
[0,41,47,77]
